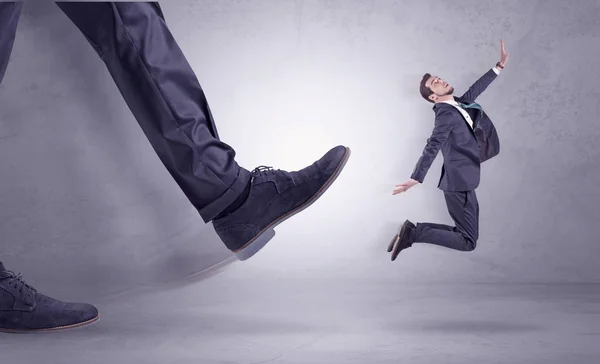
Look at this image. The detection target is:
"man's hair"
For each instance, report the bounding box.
[420,73,434,103]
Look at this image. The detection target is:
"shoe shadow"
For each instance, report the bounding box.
[26,311,316,340]
[402,319,543,334]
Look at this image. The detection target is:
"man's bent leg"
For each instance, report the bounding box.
[56,2,351,260]
[56,1,251,223]
[413,190,479,251]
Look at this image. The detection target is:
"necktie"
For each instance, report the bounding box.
[458,102,482,131]
[459,102,482,110]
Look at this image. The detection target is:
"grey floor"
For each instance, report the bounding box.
[2,261,599,364]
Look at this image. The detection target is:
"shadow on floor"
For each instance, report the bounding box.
[403,319,543,334]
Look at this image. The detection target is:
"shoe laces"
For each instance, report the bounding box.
[1,271,37,296]
[251,165,278,176]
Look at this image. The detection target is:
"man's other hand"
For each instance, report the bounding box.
[392,179,420,195]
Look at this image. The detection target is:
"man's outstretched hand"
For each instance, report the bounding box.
[392,179,420,195]
[499,39,509,68]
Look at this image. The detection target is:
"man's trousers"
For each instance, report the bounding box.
[0,2,251,224]
[413,190,480,251]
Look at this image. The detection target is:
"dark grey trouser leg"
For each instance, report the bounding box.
[413,190,479,251]
[0,2,22,85]
[55,1,251,222]
[0,2,23,268]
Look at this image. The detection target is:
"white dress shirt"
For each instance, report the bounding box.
[440,67,501,130]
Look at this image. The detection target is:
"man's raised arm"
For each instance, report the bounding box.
[459,39,509,103]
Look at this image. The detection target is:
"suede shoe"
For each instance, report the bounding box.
[213,145,351,260]
[0,267,99,332]
[388,219,415,261]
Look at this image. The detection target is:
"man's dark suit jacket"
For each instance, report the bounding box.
[410,69,501,192]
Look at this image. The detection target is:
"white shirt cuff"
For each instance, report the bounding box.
[492,66,501,75]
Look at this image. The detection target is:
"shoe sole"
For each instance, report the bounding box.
[234,146,352,261]
[390,220,410,261]
[387,221,406,253]
[387,222,406,252]
[387,234,399,253]
[0,314,99,333]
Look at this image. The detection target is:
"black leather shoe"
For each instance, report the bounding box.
[388,220,415,261]
[0,268,99,332]
[213,145,351,260]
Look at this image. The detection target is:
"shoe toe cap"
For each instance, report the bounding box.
[36,294,99,328]
[319,145,348,172]
[71,302,99,322]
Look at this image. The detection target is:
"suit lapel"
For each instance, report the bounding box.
[435,102,477,137]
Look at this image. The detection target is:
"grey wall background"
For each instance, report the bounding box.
[0,0,599,301]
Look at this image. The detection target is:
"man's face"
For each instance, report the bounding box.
[426,76,454,101]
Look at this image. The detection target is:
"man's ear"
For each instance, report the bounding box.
[428,94,437,102]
